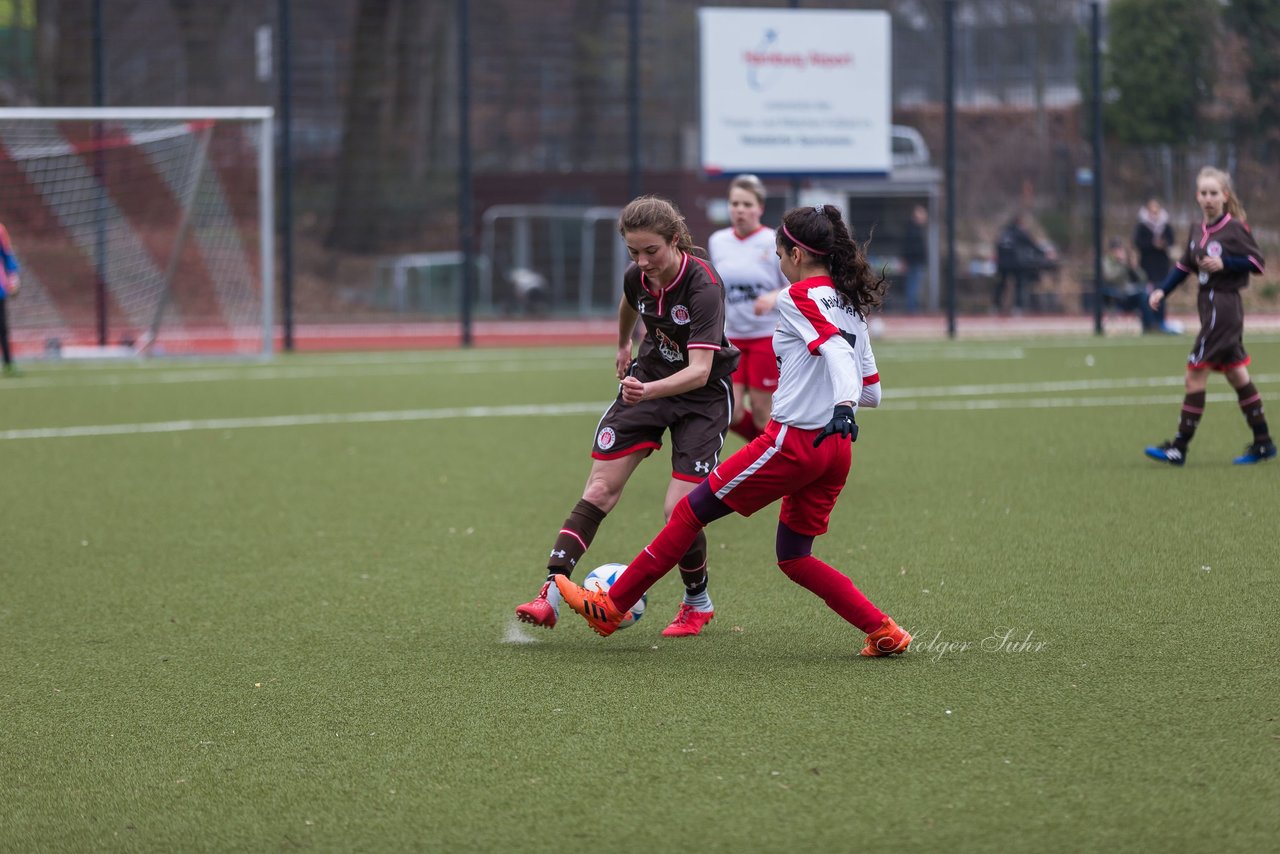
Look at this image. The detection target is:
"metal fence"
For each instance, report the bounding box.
[3,1,1277,339]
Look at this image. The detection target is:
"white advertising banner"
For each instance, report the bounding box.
[699,7,891,176]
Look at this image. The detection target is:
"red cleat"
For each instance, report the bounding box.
[860,617,911,657]
[661,603,715,637]
[515,581,558,629]
[554,575,627,637]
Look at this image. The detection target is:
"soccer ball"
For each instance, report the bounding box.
[582,563,646,629]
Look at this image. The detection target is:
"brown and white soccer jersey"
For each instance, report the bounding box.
[624,251,739,384]
[1176,214,1266,370]
[591,252,740,482]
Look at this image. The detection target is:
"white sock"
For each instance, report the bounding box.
[683,590,713,612]
[544,576,564,614]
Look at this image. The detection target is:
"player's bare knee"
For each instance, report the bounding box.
[581,482,622,513]
[1226,366,1251,388]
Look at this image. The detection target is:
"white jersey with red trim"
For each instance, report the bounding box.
[708,225,789,341]
[770,276,879,430]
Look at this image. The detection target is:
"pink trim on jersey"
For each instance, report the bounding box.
[1248,255,1265,274]
[640,251,690,317]
[733,225,768,241]
[789,277,842,355]
[686,253,721,286]
[592,440,662,461]
[1176,262,1193,273]
[1202,214,1232,239]
[863,372,880,385]
[683,253,729,350]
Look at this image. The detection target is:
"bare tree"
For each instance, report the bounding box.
[35,0,94,105]
[326,0,454,251]
[169,0,232,105]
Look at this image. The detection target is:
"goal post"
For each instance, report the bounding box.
[0,107,275,358]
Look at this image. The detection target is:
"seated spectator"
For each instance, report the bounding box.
[993,212,1055,314]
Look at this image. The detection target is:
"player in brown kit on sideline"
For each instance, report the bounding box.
[1145,166,1273,466]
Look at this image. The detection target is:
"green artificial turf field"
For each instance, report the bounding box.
[2,335,1277,852]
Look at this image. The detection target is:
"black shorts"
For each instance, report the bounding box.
[591,376,734,482]
[1189,288,1249,371]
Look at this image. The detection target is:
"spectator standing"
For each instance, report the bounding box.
[899,204,928,314]
[0,222,22,376]
[1133,197,1178,334]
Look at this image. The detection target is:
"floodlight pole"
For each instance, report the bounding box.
[789,0,801,205]
[944,0,957,339]
[92,0,108,347]
[627,0,641,198]
[1090,1,1104,336]
[458,0,475,347]
[278,0,295,352]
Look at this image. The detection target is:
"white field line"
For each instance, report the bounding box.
[889,373,1280,399]
[0,402,607,441]
[4,377,1278,442]
[0,358,605,389]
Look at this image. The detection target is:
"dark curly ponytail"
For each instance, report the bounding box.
[777,204,887,314]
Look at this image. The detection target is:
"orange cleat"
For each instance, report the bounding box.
[661,603,715,637]
[515,581,558,629]
[554,574,627,637]
[859,617,911,657]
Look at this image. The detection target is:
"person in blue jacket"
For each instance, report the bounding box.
[0,222,22,375]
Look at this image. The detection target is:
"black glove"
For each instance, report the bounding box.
[814,404,858,447]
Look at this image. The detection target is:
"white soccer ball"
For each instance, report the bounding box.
[582,563,646,629]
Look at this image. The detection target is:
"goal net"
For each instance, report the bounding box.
[0,107,274,358]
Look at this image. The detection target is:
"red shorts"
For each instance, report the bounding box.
[729,335,779,393]
[707,420,851,537]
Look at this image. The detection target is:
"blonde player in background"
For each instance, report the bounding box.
[708,174,789,442]
[1144,166,1272,466]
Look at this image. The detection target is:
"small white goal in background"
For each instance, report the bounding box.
[0,107,275,359]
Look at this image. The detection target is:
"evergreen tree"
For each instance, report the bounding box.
[1223,0,1280,158]
[1105,0,1218,146]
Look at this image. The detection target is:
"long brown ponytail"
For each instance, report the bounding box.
[777,205,886,314]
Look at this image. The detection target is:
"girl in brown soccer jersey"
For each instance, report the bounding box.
[515,196,740,636]
[1145,167,1273,466]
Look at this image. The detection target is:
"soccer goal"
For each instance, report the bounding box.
[0,107,274,358]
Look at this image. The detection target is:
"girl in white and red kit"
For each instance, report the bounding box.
[557,204,911,657]
[708,174,789,441]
